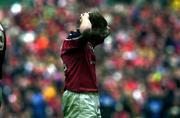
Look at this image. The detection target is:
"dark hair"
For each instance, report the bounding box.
[88,11,107,29]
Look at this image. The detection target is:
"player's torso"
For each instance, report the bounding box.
[61,42,98,92]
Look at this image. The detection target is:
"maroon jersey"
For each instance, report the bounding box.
[61,29,110,92]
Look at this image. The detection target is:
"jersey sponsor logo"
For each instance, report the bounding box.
[0,31,5,51]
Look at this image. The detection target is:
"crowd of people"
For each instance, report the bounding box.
[0,0,180,118]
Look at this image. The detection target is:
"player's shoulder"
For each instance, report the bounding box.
[66,29,82,40]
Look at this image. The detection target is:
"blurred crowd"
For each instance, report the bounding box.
[0,0,180,118]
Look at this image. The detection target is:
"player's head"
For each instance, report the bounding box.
[78,10,107,30]
[88,10,107,30]
[78,10,109,45]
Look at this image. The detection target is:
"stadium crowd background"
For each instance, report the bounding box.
[0,0,180,118]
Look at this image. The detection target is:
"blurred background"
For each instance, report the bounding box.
[0,0,180,118]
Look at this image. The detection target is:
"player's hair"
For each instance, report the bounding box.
[79,10,110,43]
[88,10,107,29]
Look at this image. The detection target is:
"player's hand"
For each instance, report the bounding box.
[80,12,89,21]
[79,12,92,33]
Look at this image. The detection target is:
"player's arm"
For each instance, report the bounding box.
[83,26,110,47]
[0,24,6,79]
[0,23,6,107]
[0,24,5,53]
[61,12,92,53]
[91,26,110,39]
